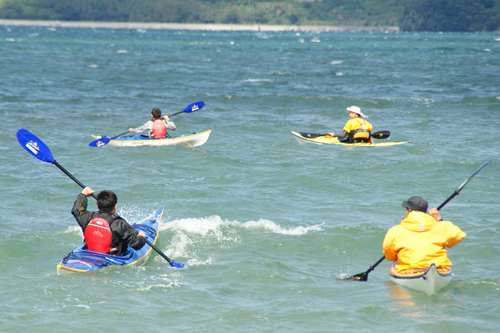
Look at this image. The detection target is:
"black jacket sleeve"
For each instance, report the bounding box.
[71,193,94,232]
[334,130,348,139]
[113,217,146,251]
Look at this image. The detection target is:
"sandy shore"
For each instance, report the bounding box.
[0,19,399,32]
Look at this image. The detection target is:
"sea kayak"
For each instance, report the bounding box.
[91,130,211,148]
[291,131,409,147]
[57,209,162,275]
[389,262,453,295]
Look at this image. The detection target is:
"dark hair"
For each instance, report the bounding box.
[97,190,117,212]
[151,108,162,119]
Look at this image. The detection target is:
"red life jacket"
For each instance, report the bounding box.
[84,217,112,254]
[151,119,167,138]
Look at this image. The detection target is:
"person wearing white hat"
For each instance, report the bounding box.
[327,106,373,143]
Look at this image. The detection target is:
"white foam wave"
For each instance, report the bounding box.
[138,282,179,291]
[244,79,273,83]
[158,216,321,266]
[117,50,127,54]
[241,219,322,235]
[161,215,322,236]
[187,257,213,266]
[62,226,83,236]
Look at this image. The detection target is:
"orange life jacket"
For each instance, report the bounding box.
[151,119,167,138]
[84,217,112,254]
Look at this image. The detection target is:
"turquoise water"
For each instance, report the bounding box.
[1,26,499,332]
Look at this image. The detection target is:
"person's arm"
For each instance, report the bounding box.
[71,187,95,230]
[429,207,466,248]
[382,228,398,261]
[443,223,466,248]
[163,116,176,131]
[129,120,153,134]
[118,219,146,250]
[327,130,348,138]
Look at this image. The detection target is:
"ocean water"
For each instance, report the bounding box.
[1,26,499,332]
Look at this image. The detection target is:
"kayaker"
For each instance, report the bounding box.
[327,106,373,143]
[382,196,466,273]
[71,187,147,255]
[128,108,176,138]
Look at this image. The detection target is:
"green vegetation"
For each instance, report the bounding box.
[0,0,499,32]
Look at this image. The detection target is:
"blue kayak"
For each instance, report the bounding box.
[57,209,162,275]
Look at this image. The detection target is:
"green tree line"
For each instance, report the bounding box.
[0,0,499,32]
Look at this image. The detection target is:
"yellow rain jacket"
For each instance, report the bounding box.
[343,118,372,134]
[383,211,466,272]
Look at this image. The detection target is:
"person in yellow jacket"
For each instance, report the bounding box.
[328,106,373,143]
[383,196,466,273]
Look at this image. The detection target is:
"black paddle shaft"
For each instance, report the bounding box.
[53,160,97,200]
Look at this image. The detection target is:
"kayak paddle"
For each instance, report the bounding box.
[371,131,390,139]
[89,101,205,147]
[17,129,185,269]
[299,131,390,140]
[89,131,130,148]
[167,100,205,117]
[340,159,491,282]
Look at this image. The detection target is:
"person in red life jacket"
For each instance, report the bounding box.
[71,187,146,255]
[327,106,373,143]
[128,108,176,138]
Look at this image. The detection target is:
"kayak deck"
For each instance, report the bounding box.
[92,130,211,148]
[291,131,409,147]
[56,209,162,275]
[389,262,453,295]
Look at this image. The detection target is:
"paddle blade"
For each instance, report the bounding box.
[89,137,111,148]
[371,131,390,139]
[170,261,185,268]
[16,129,55,163]
[348,272,368,281]
[299,132,329,139]
[337,272,368,281]
[183,101,204,113]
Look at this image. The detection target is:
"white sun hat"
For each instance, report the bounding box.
[346,106,366,118]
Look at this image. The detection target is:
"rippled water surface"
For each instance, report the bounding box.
[1,26,499,332]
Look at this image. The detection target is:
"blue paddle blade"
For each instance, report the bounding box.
[88,137,111,147]
[16,129,55,163]
[171,261,185,268]
[183,101,204,113]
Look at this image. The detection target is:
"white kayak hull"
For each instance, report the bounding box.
[389,262,453,295]
[93,130,211,148]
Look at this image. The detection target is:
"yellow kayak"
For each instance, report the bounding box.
[291,131,409,147]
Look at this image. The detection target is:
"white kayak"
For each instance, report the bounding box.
[91,130,211,148]
[389,262,453,295]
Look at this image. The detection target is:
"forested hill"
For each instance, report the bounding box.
[0,0,499,32]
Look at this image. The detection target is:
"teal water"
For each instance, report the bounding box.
[1,26,499,332]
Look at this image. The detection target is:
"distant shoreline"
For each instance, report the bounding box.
[0,19,399,32]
